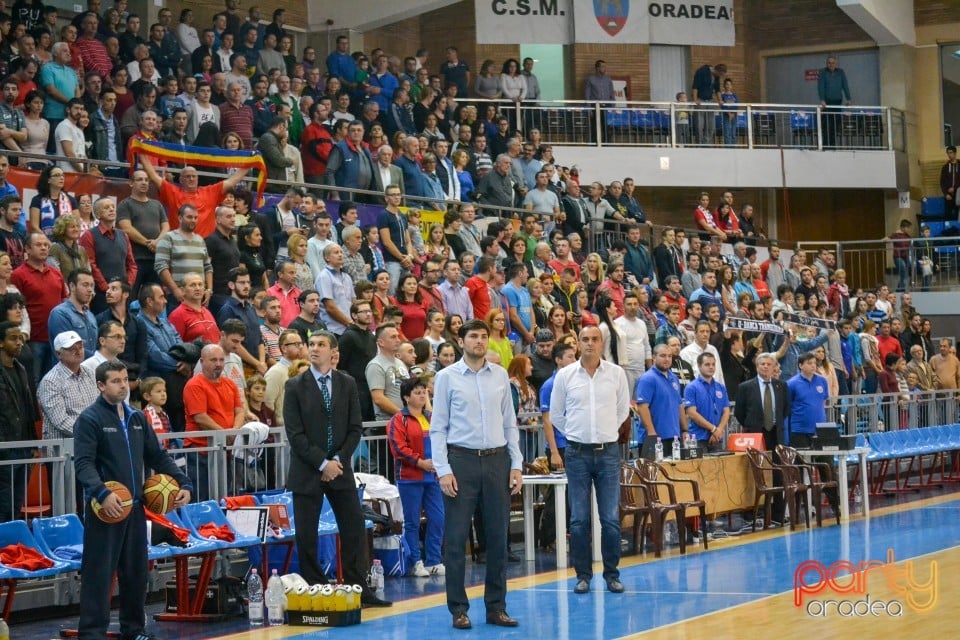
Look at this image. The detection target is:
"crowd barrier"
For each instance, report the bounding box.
[468,99,904,152]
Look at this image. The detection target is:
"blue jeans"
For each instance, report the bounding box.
[30,341,53,386]
[722,113,737,146]
[398,480,445,567]
[384,260,405,296]
[894,257,909,291]
[565,443,621,582]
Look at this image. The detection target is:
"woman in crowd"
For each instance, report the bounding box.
[543,304,570,342]
[442,314,464,354]
[29,165,77,237]
[409,339,434,377]
[361,225,387,275]
[432,95,452,141]
[576,289,597,328]
[474,60,501,100]
[111,66,135,120]
[433,342,457,372]
[176,9,200,57]
[74,193,96,233]
[485,309,513,369]
[507,354,538,460]
[720,331,751,398]
[423,310,446,352]
[59,24,82,75]
[46,214,90,282]
[734,262,758,301]
[238,225,269,291]
[21,89,49,169]
[413,86,436,133]
[387,377,445,578]
[285,235,314,291]
[395,274,429,339]
[527,277,551,332]
[596,294,626,366]
[451,149,475,202]
[581,252,606,309]
[100,8,122,41]
[814,344,839,398]
[0,252,30,337]
[420,113,445,144]
[719,264,738,316]
[503,236,531,279]
[371,269,396,325]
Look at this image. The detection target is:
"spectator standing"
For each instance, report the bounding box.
[79,198,136,313]
[117,170,168,295]
[941,145,960,219]
[817,55,851,148]
[691,62,725,145]
[37,330,98,440]
[0,320,37,521]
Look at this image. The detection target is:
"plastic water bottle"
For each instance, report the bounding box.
[0,617,9,640]
[654,437,664,462]
[369,559,385,595]
[877,418,885,432]
[672,436,681,461]
[853,484,863,515]
[247,569,264,626]
[265,569,285,626]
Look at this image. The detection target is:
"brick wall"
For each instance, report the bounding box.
[163,1,308,41]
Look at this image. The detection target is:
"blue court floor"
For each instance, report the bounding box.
[17,493,958,639]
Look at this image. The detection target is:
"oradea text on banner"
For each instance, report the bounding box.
[475,1,734,46]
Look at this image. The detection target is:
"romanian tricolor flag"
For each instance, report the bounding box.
[128,138,269,205]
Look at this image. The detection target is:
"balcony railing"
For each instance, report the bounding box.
[474,99,905,152]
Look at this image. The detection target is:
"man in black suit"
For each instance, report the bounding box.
[283,331,391,607]
[734,351,790,523]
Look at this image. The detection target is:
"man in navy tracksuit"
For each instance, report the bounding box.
[74,359,192,640]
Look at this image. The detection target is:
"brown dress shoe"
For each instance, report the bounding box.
[486,610,519,627]
[452,612,472,629]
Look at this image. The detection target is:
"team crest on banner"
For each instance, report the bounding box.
[594,0,629,36]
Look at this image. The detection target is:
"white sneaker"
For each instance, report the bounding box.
[426,563,445,576]
[411,560,429,577]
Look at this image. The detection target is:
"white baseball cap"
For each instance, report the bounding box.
[53,331,84,352]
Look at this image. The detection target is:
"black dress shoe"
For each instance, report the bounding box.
[486,610,518,627]
[452,612,472,629]
[606,578,625,593]
[361,594,393,607]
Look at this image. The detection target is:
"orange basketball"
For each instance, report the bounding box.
[91,480,133,523]
[142,474,180,514]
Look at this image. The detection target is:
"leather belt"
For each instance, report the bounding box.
[566,441,618,451]
[448,444,506,457]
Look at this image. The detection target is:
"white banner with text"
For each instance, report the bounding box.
[475,1,735,46]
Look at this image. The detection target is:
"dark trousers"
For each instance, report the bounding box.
[539,447,567,546]
[566,443,621,582]
[837,370,850,397]
[132,258,160,299]
[821,102,842,148]
[0,449,31,522]
[78,503,149,640]
[293,484,368,589]
[442,447,510,616]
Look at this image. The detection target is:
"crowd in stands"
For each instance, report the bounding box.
[0,0,956,574]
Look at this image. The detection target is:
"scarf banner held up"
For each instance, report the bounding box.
[129,138,268,205]
[781,313,837,331]
[726,317,784,335]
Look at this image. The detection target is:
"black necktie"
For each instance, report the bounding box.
[319,375,333,450]
[763,382,774,432]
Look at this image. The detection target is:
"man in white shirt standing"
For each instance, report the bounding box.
[614,291,652,395]
[56,99,92,174]
[550,325,630,595]
[679,321,724,386]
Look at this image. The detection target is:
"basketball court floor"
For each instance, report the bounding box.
[18,490,958,639]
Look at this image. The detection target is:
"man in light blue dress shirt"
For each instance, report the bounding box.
[430,319,522,630]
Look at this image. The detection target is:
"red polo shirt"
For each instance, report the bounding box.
[10,261,67,342]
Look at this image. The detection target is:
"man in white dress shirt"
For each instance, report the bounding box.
[680,321,725,386]
[550,325,630,595]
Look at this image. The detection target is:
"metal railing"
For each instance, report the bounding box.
[797,236,960,293]
[469,99,905,152]
[827,390,960,434]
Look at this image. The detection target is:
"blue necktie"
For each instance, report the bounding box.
[319,375,333,451]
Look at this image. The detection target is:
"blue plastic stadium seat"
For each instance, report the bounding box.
[162,511,221,555]
[179,501,261,550]
[31,514,84,571]
[0,520,72,578]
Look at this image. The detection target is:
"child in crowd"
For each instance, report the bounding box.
[675,91,690,145]
[721,78,739,147]
[245,375,275,427]
[141,377,186,469]
[405,208,427,276]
